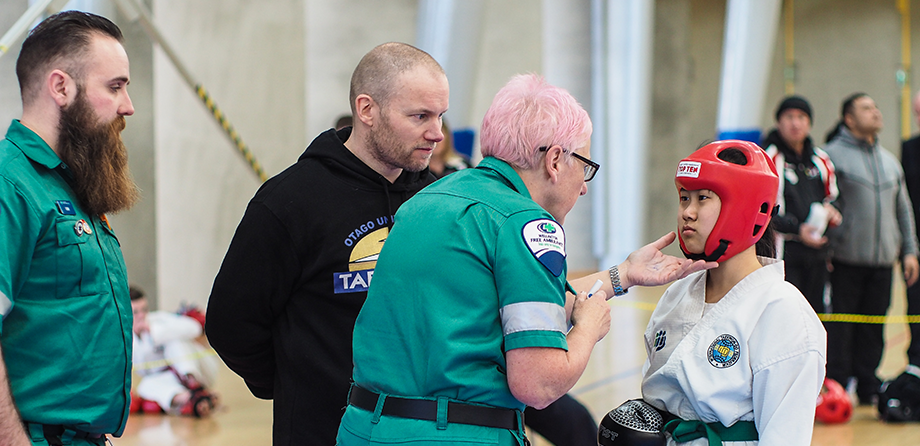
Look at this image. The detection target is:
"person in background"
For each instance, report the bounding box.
[206,42,447,445]
[131,286,219,418]
[762,95,841,314]
[824,92,920,405]
[429,119,472,178]
[334,114,353,131]
[900,90,920,373]
[0,11,139,444]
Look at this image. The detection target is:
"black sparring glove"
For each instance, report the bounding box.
[597,399,669,446]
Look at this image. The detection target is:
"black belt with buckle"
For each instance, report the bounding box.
[28,424,106,446]
[348,385,521,430]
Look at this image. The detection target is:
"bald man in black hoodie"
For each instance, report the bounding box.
[206,42,448,445]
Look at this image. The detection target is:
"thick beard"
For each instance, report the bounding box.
[57,92,139,216]
[365,111,430,174]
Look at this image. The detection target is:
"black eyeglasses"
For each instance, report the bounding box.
[538,146,600,182]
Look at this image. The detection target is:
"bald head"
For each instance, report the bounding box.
[349,42,444,114]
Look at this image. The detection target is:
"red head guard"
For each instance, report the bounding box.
[674,140,779,262]
[815,378,853,424]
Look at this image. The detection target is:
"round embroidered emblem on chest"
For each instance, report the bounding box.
[707,334,741,368]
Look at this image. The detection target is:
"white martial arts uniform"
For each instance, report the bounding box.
[641,258,826,445]
[133,311,218,411]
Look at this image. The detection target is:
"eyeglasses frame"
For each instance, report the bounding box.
[538,146,600,182]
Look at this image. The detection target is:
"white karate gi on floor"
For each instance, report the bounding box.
[133,311,218,411]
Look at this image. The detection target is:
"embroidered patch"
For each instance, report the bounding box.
[708,334,741,368]
[676,161,702,178]
[522,219,566,277]
[654,330,667,351]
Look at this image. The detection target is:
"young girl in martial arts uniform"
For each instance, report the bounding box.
[641,140,827,445]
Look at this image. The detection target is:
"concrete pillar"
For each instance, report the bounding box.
[416,0,485,159]
[303,0,417,137]
[716,0,783,142]
[0,1,28,128]
[152,0,306,311]
[108,0,158,306]
[542,0,595,272]
[592,0,655,269]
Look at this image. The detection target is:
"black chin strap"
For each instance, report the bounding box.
[681,239,729,262]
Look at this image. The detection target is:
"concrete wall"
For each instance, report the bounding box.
[150,0,307,311]
[643,0,916,258]
[543,0,594,273]
[645,0,702,259]
[0,2,26,130]
[763,0,903,146]
[3,0,920,309]
[304,0,418,138]
[109,1,157,305]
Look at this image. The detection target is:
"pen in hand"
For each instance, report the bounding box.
[587,279,603,298]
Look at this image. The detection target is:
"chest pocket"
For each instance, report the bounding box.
[54,218,103,297]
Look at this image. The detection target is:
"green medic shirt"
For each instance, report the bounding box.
[0,120,132,435]
[352,156,573,411]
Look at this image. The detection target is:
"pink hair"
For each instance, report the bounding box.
[480,74,592,169]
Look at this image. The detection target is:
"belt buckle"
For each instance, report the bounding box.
[517,410,529,445]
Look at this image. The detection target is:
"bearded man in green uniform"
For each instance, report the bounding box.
[337,74,716,445]
[0,11,139,445]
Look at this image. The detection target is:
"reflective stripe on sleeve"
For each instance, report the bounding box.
[500,302,566,335]
[0,291,10,318]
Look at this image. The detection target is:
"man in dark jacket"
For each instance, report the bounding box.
[825,92,920,405]
[205,42,449,445]
[900,90,920,371]
[762,95,841,314]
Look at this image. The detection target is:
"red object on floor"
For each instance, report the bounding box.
[129,393,142,413]
[816,378,852,424]
[180,305,207,329]
[141,399,165,414]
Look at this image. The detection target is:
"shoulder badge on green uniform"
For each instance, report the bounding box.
[522,219,566,277]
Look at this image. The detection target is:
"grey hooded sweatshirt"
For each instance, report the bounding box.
[824,126,919,266]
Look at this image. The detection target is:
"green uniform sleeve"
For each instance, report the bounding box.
[0,178,38,331]
[494,211,568,352]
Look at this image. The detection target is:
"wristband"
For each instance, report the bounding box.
[609,265,628,296]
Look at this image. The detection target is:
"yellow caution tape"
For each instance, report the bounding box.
[195,84,267,182]
[607,299,920,324]
[817,313,920,324]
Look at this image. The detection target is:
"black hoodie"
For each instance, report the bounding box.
[206,127,434,445]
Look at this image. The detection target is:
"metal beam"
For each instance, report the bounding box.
[0,0,69,59]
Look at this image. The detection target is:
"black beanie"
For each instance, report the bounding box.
[775,95,813,122]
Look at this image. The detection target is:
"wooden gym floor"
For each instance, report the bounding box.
[115,276,920,445]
